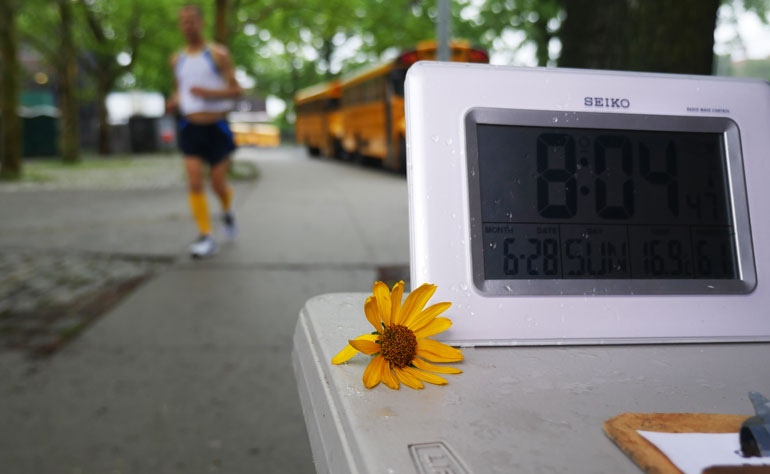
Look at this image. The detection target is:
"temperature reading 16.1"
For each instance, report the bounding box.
[477,123,738,281]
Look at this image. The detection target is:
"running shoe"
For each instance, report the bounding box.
[189,234,217,259]
[223,212,238,241]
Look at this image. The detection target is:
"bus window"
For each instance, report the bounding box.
[325,97,340,110]
[389,68,408,96]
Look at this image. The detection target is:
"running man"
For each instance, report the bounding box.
[167,4,242,258]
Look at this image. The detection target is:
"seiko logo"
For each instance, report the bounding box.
[584,97,630,108]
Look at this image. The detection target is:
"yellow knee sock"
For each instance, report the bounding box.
[188,192,212,235]
[218,186,233,213]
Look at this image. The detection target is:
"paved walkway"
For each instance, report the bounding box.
[0,146,410,473]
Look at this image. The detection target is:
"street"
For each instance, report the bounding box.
[0,146,409,473]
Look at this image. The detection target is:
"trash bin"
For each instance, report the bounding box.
[20,106,59,157]
[128,116,159,153]
[110,124,132,154]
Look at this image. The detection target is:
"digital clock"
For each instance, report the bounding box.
[468,109,753,295]
[405,62,770,345]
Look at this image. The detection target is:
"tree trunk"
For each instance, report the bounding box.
[58,0,80,163]
[533,16,553,67]
[627,0,720,75]
[96,73,112,155]
[0,0,22,180]
[321,37,334,79]
[215,0,229,45]
[559,0,719,75]
[559,0,629,70]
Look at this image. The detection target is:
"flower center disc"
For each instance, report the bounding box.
[380,324,417,368]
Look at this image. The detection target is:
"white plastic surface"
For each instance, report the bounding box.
[292,293,770,474]
[405,62,770,345]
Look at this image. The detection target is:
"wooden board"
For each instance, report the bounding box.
[603,413,750,474]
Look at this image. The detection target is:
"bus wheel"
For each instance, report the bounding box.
[396,136,407,174]
[332,139,344,159]
[308,146,321,157]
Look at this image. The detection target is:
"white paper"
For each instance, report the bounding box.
[637,430,770,474]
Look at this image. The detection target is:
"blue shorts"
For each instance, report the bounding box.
[179,119,236,166]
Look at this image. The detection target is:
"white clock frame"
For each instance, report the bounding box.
[405,62,770,345]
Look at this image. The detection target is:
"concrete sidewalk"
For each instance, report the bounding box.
[0,146,410,473]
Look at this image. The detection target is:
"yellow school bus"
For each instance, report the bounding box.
[294,40,488,171]
[294,81,342,158]
[340,39,488,171]
[232,122,281,148]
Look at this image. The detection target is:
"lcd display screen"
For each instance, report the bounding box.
[477,124,738,280]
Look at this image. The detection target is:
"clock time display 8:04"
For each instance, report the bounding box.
[477,124,738,280]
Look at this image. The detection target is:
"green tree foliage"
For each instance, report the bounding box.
[18,0,80,163]
[78,0,174,154]
[233,0,473,123]
[12,0,770,151]
[121,1,182,95]
[743,0,770,18]
[356,0,436,57]
[452,0,770,73]
[453,0,562,66]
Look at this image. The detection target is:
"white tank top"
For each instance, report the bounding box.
[175,47,235,115]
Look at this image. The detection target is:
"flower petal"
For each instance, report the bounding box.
[363,355,386,388]
[400,283,437,328]
[416,348,463,363]
[331,334,378,364]
[416,339,464,362]
[413,317,452,339]
[390,281,405,325]
[404,366,448,385]
[406,302,451,332]
[349,338,380,355]
[394,366,424,389]
[413,357,462,374]
[380,362,400,390]
[417,339,463,358]
[364,296,381,331]
[373,282,392,326]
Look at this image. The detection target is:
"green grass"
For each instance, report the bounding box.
[24,153,177,171]
[229,160,260,180]
[58,321,88,340]
[0,153,184,188]
[2,152,258,188]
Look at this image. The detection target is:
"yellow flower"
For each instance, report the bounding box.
[331,281,463,390]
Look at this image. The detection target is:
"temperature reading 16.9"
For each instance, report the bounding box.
[477,123,738,281]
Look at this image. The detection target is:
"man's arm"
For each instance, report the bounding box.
[166,53,180,114]
[190,44,242,99]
